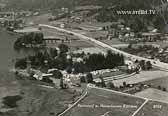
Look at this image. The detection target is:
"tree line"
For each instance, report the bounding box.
[15,46,124,74]
[85,50,124,71]
[14,32,44,50]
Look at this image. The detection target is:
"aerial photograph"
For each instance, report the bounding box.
[0,0,168,116]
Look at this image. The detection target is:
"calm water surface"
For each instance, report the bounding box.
[0,29,35,81]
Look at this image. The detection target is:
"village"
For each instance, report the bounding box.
[1,1,168,116]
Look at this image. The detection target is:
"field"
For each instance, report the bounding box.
[135,88,168,103]
[101,39,127,45]
[41,26,94,50]
[24,13,52,25]
[63,86,168,116]
[0,76,79,116]
[143,77,168,91]
[112,71,168,87]
[135,100,168,116]
[42,27,72,39]
[64,87,145,116]
[45,40,94,50]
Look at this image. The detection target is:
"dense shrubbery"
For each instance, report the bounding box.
[3,95,22,108]
[85,50,124,71]
[14,32,44,50]
[15,58,27,69]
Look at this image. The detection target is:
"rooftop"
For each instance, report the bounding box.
[73,47,107,55]
[14,27,40,33]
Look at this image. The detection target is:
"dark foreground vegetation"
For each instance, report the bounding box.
[3,95,22,108]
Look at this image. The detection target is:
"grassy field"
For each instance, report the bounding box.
[143,76,168,91]
[64,87,145,116]
[135,100,168,116]
[41,26,94,50]
[0,79,79,116]
[24,13,52,25]
[113,71,168,87]
[63,86,168,116]
[42,27,70,38]
[101,39,127,45]
[135,88,168,103]
[46,40,94,50]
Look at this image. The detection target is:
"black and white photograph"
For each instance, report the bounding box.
[0,0,168,116]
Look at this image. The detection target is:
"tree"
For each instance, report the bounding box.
[52,70,63,79]
[158,86,162,90]
[80,76,86,83]
[139,60,145,70]
[58,44,69,54]
[128,43,132,49]
[123,81,127,87]
[53,54,67,70]
[163,88,167,92]
[86,73,93,83]
[99,76,106,87]
[2,95,22,108]
[106,82,115,89]
[146,61,152,70]
[84,51,124,71]
[49,48,58,58]
[60,77,64,89]
[15,58,27,69]
[14,32,44,50]
[66,66,72,74]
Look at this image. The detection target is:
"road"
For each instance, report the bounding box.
[39,24,168,70]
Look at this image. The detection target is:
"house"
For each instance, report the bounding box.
[43,36,62,44]
[33,71,53,80]
[123,60,141,72]
[108,28,117,38]
[63,73,84,87]
[141,32,161,42]
[14,27,40,34]
[50,78,61,87]
[73,47,106,55]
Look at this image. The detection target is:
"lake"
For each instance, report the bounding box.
[0,29,36,82]
[0,29,19,72]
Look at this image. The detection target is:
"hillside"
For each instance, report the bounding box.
[2,0,163,10]
[2,0,168,31]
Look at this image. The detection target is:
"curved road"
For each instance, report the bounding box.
[39,24,168,70]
